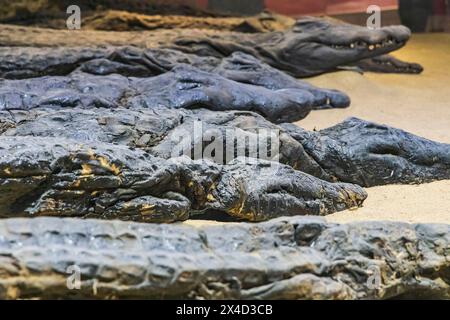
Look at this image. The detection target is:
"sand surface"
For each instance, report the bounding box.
[299,34,450,224]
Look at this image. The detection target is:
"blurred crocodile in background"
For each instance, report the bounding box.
[168,16,419,77]
[0,6,422,75]
[0,16,422,77]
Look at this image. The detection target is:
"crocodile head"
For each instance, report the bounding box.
[268,16,412,77]
[300,117,450,187]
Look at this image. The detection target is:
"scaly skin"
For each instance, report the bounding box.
[0,216,447,299]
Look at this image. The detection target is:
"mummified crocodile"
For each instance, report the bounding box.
[168,16,414,77]
[0,216,447,299]
[1,106,449,188]
[0,16,415,78]
[0,65,347,124]
[0,135,366,222]
[79,12,425,75]
[0,47,350,110]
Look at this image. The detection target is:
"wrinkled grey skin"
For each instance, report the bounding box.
[2,107,450,187]
[351,54,424,74]
[0,136,366,222]
[0,216,447,299]
[0,46,350,110]
[170,16,413,77]
[0,66,343,123]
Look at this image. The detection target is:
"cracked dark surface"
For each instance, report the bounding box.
[0,216,447,299]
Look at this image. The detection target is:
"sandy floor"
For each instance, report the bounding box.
[298,34,450,224]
